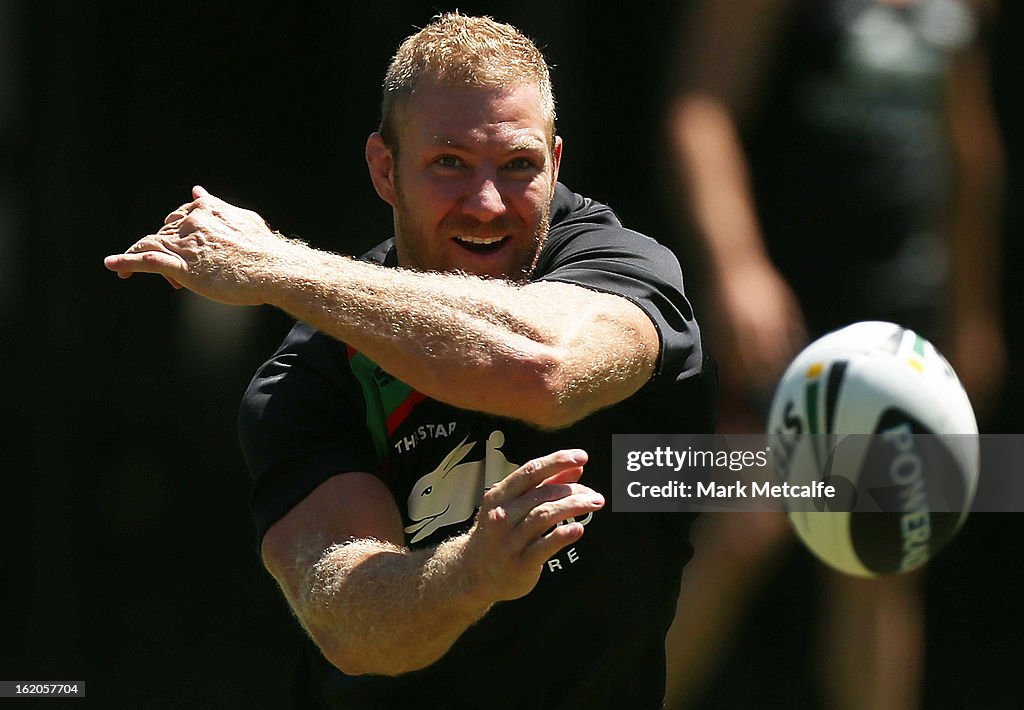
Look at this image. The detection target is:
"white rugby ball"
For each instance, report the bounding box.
[767,321,979,577]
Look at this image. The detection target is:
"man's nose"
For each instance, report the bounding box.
[461,175,507,222]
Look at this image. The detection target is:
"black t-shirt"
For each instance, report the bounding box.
[745,0,978,337]
[238,183,717,709]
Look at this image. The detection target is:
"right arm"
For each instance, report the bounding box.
[104,193,658,430]
[261,450,604,676]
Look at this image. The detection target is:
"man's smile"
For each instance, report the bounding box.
[453,235,511,254]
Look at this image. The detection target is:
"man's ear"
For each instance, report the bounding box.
[366,132,397,206]
[551,135,563,183]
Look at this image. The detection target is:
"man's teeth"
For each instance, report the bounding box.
[457,236,506,245]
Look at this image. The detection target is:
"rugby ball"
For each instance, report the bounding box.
[767,321,979,577]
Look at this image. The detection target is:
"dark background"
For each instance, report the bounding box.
[2,1,1020,707]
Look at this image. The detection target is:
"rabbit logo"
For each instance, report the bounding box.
[404,431,519,544]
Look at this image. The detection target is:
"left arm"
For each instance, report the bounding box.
[104,189,659,428]
[945,13,1006,416]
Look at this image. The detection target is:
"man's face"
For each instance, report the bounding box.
[379,82,561,281]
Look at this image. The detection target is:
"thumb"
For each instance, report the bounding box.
[192,185,209,200]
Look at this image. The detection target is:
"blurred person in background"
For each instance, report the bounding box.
[663,0,1004,708]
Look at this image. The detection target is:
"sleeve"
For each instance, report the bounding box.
[238,322,380,544]
[536,189,705,386]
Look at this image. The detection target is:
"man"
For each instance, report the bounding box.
[105,13,715,708]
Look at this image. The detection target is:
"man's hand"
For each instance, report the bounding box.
[103,186,301,306]
[262,448,605,676]
[458,449,604,604]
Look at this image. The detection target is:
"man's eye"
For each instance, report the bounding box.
[505,158,536,170]
[436,156,463,168]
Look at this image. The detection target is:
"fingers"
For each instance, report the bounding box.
[512,501,603,571]
[478,448,603,568]
[109,186,212,285]
[104,248,188,277]
[509,484,603,538]
[540,464,590,487]
[163,196,197,225]
[509,475,601,568]
[160,184,215,226]
[491,449,588,502]
[521,520,586,569]
[104,235,189,278]
[502,481,602,528]
[484,450,597,531]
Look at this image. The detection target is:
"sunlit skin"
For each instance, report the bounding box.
[366,82,562,281]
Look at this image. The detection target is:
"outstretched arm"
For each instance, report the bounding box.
[262,450,604,676]
[104,187,658,429]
